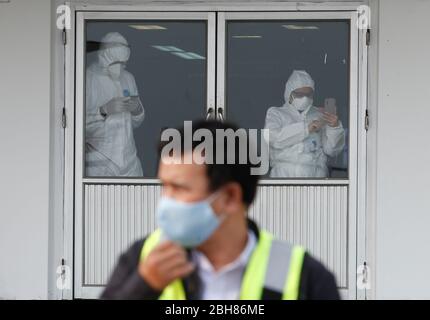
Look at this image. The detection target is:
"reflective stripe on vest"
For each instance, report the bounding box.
[140,229,305,300]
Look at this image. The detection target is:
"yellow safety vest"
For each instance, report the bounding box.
[140,229,305,300]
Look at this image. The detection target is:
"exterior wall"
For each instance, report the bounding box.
[0,0,52,299]
[374,0,430,299]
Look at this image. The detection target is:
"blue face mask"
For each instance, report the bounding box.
[156,193,223,248]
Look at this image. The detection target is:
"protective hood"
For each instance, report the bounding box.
[97,32,131,69]
[283,70,315,106]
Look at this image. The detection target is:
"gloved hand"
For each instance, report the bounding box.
[320,111,339,127]
[308,120,323,133]
[125,96,143,116]
[99,97,132,117]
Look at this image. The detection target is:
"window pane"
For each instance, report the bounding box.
[226,21,349,178]
[85,21,207,178]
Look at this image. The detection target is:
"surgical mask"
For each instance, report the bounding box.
[292,96,313,112]
[156,193,224,248]
[107,62,125,80]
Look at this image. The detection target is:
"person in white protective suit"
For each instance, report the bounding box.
[85,32,145,177]
[264,70,345,178]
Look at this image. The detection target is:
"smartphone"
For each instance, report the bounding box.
[324,98,337,115]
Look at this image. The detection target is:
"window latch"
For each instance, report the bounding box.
[365,109,369,131]
[62,107,67,129]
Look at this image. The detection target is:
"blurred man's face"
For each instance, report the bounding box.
[158,152,210,203]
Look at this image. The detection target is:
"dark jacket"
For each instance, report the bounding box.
[101,219,340,300]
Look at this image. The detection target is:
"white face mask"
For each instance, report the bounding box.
[157,192,226,248]
[292,96,313,112]
[107,62,125,80]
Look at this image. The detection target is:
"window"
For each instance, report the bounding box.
[84,21,208,178]
[82,17,350,179]
[225,20,349,178]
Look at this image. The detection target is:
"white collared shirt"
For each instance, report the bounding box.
[191,231,257,300]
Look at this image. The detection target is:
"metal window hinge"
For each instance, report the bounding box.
[62,28,67,46]
[60,258,67,282]
[362,261,369,285]
[62,107,67,129]
[365,109,370,131]
[61,258,66,279]
[366,29,371,46]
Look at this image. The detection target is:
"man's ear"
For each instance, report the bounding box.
[218,182,243,215]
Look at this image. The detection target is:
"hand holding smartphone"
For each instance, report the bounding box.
[324,98,337,115]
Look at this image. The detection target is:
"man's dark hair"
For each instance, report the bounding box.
[158,120,260,207]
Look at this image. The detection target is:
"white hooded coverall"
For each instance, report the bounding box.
[85,32,145,177]
[264,70,345,178]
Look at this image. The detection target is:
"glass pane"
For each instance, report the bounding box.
[226,21,349,179]
[84,21,207,178]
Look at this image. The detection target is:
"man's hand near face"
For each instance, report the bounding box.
[139,240,195,291]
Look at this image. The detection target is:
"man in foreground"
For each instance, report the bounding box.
[101,120,340,300]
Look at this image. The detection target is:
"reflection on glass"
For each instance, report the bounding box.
[226,21,350,178]
[85,21,207,178]
[264,70,345,178]
[86,32,145,177]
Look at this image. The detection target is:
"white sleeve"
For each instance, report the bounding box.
[322,121,345,157]
[85,72,106,136]
[128,74,145,129]
[264,107,308,149]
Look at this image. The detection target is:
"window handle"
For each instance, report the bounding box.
[206,107,214,120]
[217,108,224,122]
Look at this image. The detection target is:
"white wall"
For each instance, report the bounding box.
[375,0,430,299]
[0,0,51,299]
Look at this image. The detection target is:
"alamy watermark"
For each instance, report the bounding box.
[160,121,270,176]
[357,263,371,290]
[56,264,71,290]
[356,5,371,30]
[56,5,71,30]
